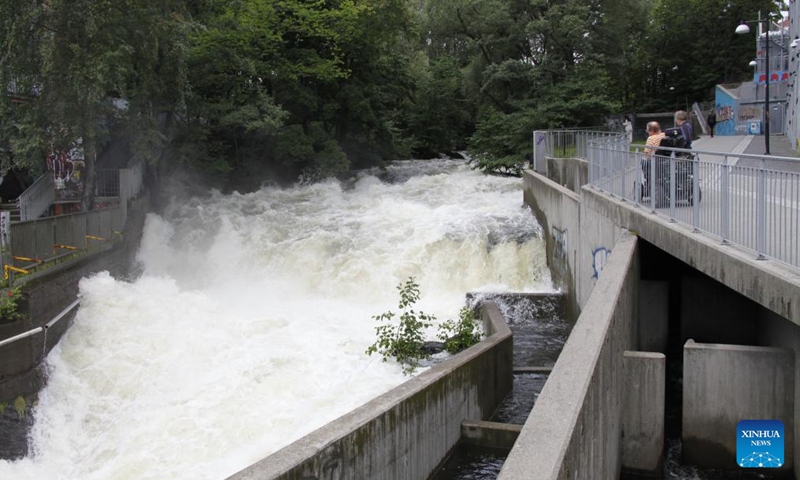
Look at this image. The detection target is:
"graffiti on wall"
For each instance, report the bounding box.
[592,247,611,279]
[738,106,762,122]
[551,227,567,262]
[47,139,85,201]
[715,86,738,136]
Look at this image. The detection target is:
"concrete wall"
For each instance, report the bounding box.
[621,351,665,475]
[545,157,588,195]
[0,193,150,401]
[497,233,639,480]
[226,301,513,480]
[523,172,581,319]
[579,185,800,327]
[523,170,624,318]
[683,340,795,471]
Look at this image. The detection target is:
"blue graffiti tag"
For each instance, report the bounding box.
[591,247,611,279]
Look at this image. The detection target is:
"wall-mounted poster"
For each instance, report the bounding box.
[46,139,85,201]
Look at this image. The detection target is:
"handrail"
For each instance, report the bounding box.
[18,174,54,221]
[586,139,800,269]
[0,298,80,348]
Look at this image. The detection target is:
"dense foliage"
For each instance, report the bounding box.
[0,0,783,191]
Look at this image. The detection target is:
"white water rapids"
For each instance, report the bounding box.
[1,159,552,480]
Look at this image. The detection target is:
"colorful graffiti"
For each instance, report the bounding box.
[714,86,738,136]
[47,139,85,201]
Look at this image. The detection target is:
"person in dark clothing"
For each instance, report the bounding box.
[673,110,693,150]
[707,111,717,138]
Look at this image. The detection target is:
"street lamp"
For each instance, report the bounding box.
[736,18,772,154]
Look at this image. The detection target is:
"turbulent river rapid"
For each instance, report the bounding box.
[0,159,553,480]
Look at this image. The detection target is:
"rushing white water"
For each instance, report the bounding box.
[1,159,552,480]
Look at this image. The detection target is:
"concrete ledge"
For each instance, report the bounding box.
[498,233,638,480]
[683,339,795,470]
[461,420,522,450]
[581,185,800,326]
[226,301,513,480]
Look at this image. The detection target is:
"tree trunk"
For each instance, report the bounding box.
[81,133,97,212]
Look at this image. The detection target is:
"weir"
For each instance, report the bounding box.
[0,159,554,480]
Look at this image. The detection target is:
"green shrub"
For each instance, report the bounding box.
[366,277,435,375]
[0,288,23,323]
[438,306,481,354]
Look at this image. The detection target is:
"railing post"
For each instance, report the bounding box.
[0,211,10,286]
[669,152,676,221]
[721,155,730,243]
[650,153,656,212]
[692,155,700,231]
[757,157,767,259]
[620,143,627,200]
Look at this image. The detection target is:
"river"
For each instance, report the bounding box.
[0,159,552,480]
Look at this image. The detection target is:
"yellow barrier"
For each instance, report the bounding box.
[4,265,30,280]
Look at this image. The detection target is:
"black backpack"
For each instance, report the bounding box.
[655,128,685,156]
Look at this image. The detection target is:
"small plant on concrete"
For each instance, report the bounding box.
[0,288,23,323]
[366,277,435,375]
[438,306,481,354]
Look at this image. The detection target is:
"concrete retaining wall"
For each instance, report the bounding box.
[545,157,588,195]
[523,172,581,319]
[497,233,639,480]
[0,193,150,401]
[523,170,623,317]
[683,339,795,471]
[226,301,513,480]
[621,351,665,475]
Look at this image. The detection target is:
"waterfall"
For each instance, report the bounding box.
[0,159,553,480]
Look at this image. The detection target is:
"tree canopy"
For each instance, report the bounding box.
[0,0,785,189]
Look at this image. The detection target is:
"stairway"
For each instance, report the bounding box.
[0,202,21,222]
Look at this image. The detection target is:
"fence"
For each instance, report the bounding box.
[588,141,800,269]
[533,130,628,174]
[3,158,145,284]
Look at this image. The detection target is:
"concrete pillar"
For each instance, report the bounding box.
[683,339,795,471]
[639,280,668,353]
[622,351,665,475]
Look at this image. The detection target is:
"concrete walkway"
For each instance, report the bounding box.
[693,134,800,172]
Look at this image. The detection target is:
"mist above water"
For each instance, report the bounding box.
[0,159,552,480]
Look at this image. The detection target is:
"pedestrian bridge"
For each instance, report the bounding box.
[500,130,800,478]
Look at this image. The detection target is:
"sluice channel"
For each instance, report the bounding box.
[429,293,571,480]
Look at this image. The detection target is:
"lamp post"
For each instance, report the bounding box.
[736,18,771,154]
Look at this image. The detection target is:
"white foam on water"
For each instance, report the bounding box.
[0,159,553,480]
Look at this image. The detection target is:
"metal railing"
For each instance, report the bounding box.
[0,299,80,349]
[18,174,55,222]
[588,143,800,268]
[540,130,629,161]
[2,158,145,283]
[4,206,124,281]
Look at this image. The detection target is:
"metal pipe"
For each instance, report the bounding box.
[0,298,80,348]
[0,327,43,348]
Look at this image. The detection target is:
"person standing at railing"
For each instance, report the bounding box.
[644,122,665,158]
[671,110,693,151]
